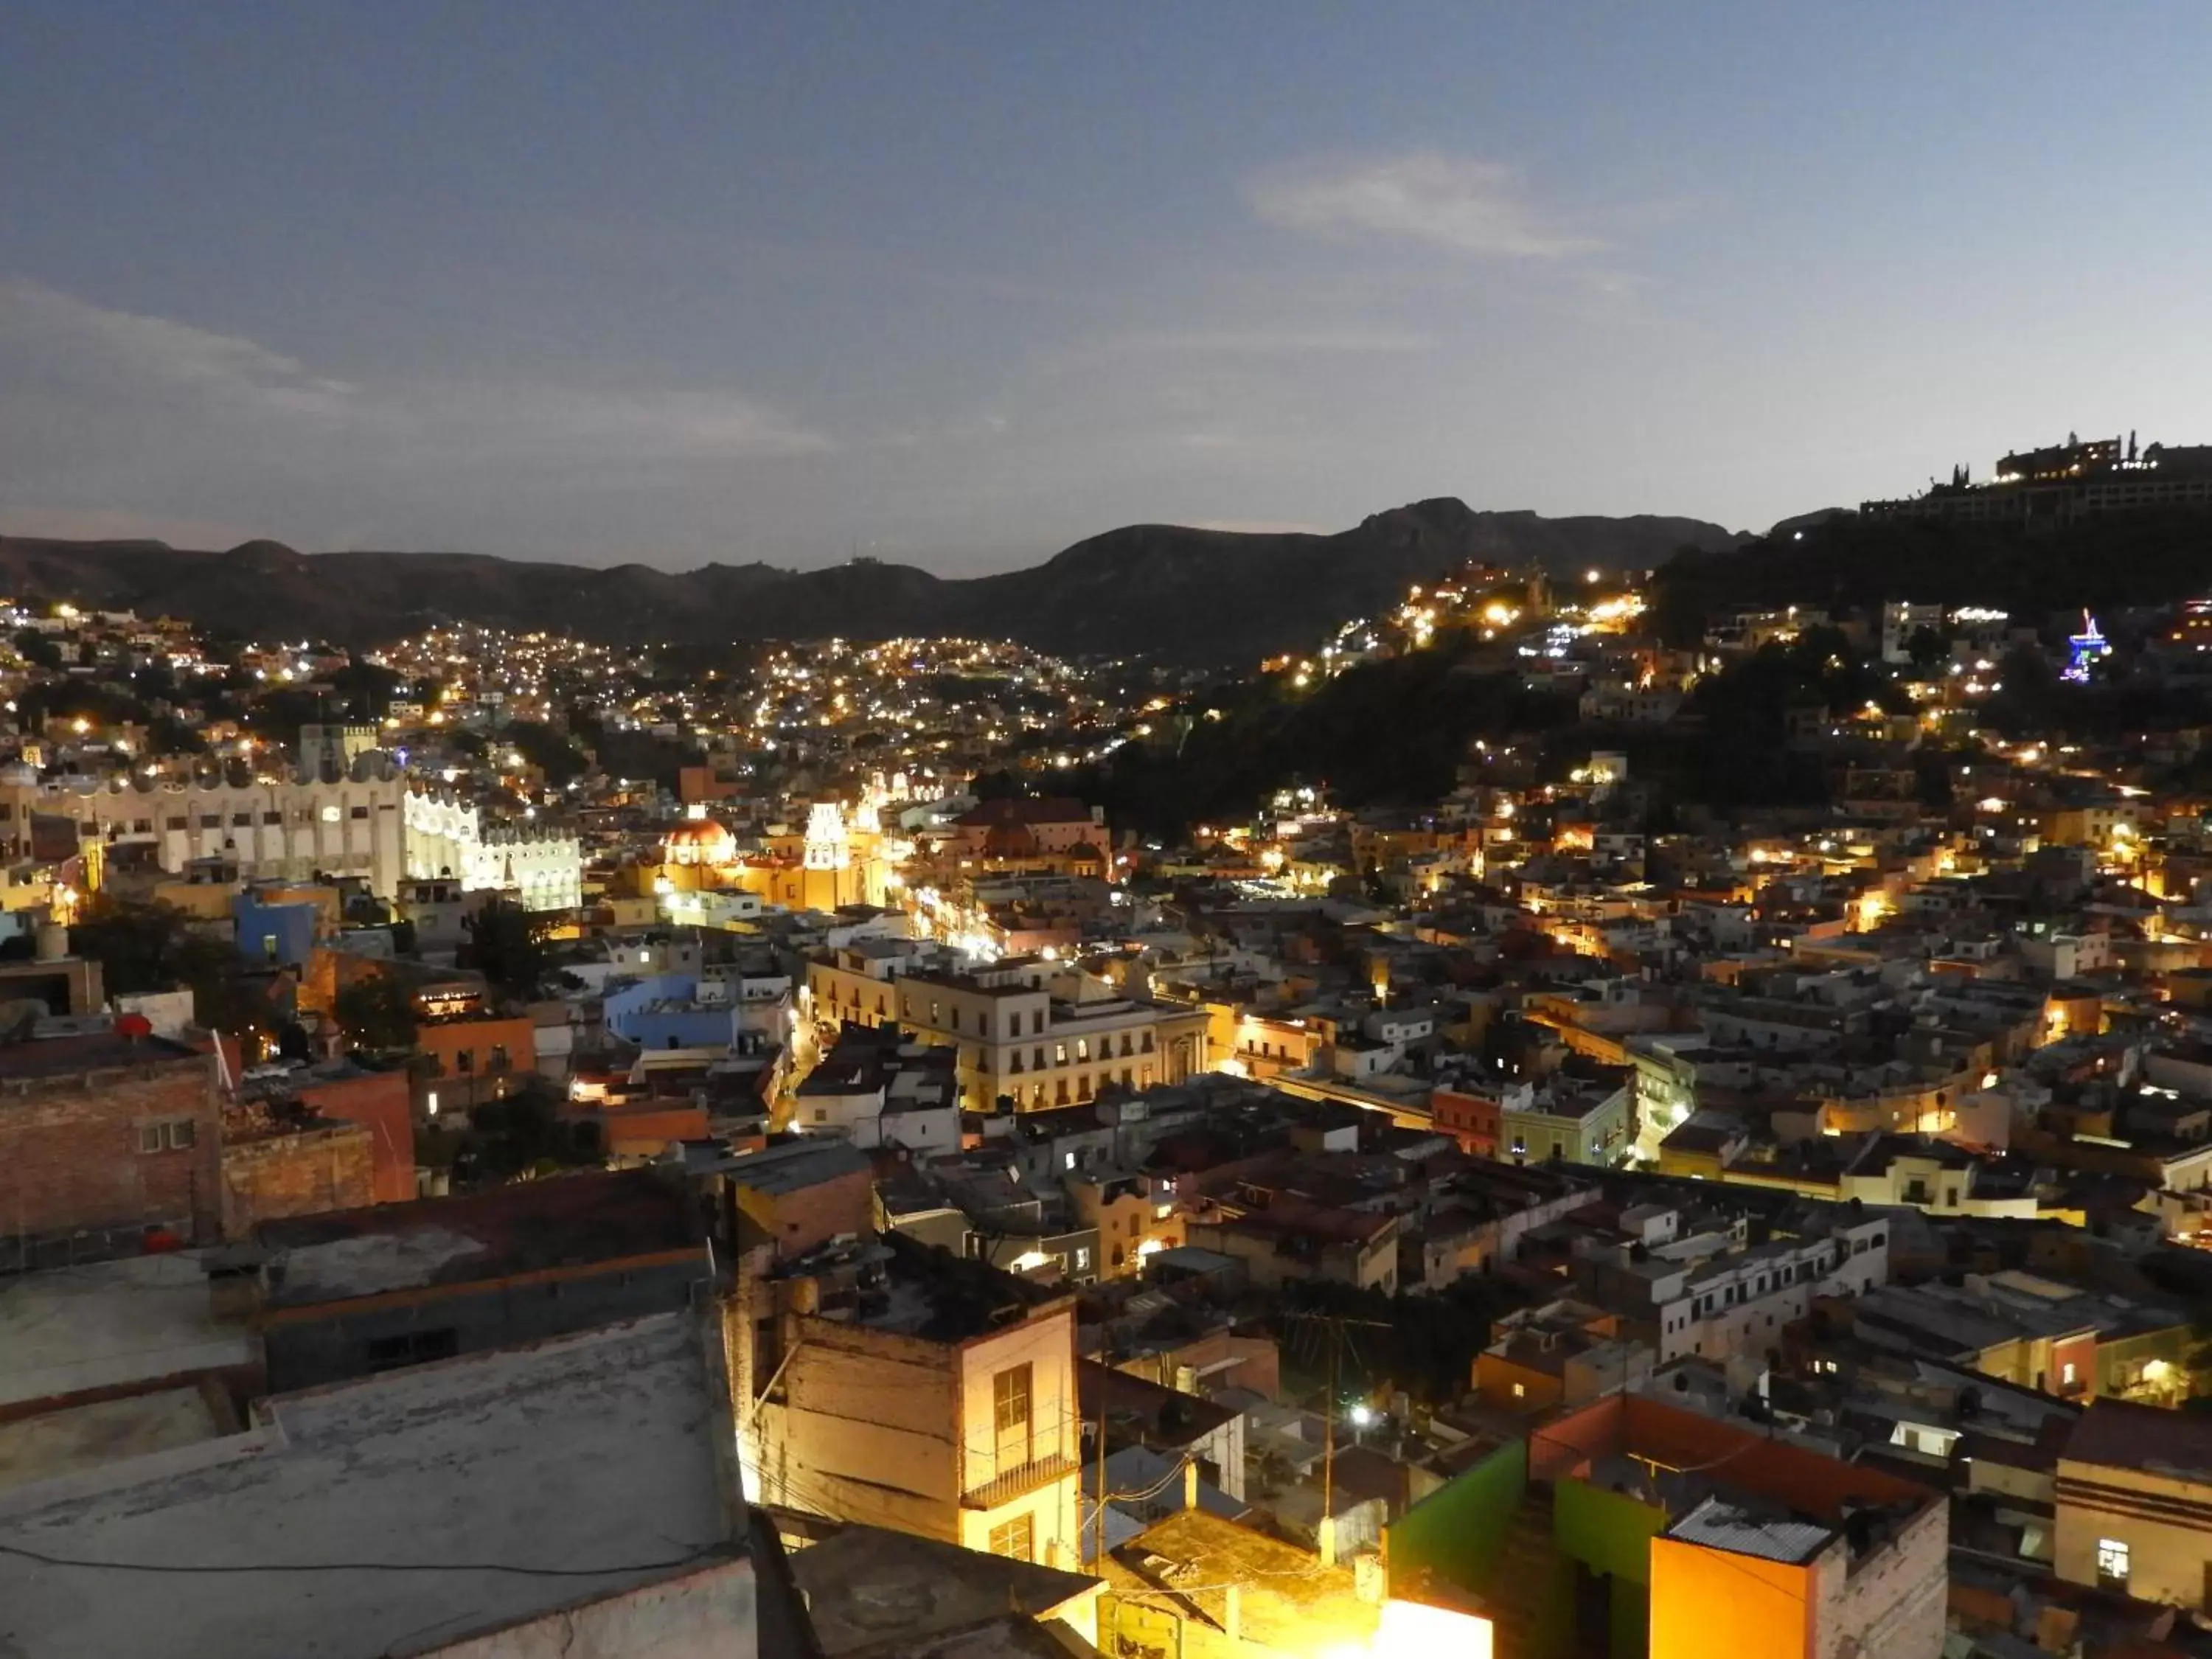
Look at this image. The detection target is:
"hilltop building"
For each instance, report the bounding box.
[1864,430,2212,524]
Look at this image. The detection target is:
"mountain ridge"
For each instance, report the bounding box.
[0,498,1745,662]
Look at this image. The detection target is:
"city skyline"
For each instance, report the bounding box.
[7,3,2212,571]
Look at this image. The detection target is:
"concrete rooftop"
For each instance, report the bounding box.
[0,1251,251,1409]
[0,1312,737,1659]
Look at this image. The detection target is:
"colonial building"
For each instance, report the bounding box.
[883,959,1209,1112]
[401,792,582,911]
[0,742,580,907]
[658,800,894,913]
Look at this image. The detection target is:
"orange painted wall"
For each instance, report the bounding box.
[580,1102,710,1158]
[418,1016,536,1082]
[1649,1536,1812,1659]
[298,1068,418,1204]
[1473,1353,1563,1413]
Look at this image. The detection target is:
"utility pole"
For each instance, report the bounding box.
[1321,1331,1337,1552]
[1282,1308,1388,1566]
[1093,1382,1108,1569]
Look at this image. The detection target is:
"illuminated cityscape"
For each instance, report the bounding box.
[11,8,2212,1658]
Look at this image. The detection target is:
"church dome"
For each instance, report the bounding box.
[664,817,737,868]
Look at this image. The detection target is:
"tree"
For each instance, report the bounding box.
[13,628,62,672]
[1905,625,1948,673]
[500,720,588,787]
[70,897,203,996]
[333,974,419,1052]
[71,896,282,1041]
[462,898,549,998]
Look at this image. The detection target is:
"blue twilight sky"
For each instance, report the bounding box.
[2,2,2207,571]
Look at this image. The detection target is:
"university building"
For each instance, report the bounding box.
[0,736,580,907]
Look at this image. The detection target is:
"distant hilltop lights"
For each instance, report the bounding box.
[1863,428,2212,525]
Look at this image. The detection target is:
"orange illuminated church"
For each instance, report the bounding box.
[658,800,891,912]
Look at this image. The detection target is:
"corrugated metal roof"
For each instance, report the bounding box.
[1666,1494,1834,1564]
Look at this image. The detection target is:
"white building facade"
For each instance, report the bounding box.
[1,755,581,907]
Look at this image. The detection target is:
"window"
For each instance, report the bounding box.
[349,805,369,820]
[1054,1043,1068,1066]
[1141,1031,1155,1053]
[262,810,282,824]
[231,812,251,827]
[1075,1246,1091,1270]
[2061,1361,2078,1388]
[364,1328,460,1372]
[132,818,152,834]
[1512,1382,1526,1399]
[456,1049,474,1074]
[165,815,187,830]
[987,1513,1033,1562]
[2096,1537,2129,1590]
[320,804,341,823]
[994,1363,1032,1436]
[139,1119,197,1153]
[1076,1037,1090,1062]
[199,813,220,829]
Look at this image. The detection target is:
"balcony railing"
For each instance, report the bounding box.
[961,1452,1079,1511]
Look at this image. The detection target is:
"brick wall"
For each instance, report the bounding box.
[742,1165,877,1258]
[0,1054,222,1248]
[220,1123,377,1237]
[297,1070,417,1203]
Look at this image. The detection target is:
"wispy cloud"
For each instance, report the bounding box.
[0,279,358,417]
[1248,152,1605,260]
[0,279,829,462]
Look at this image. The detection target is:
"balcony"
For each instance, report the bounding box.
[961,1452,1079,1511]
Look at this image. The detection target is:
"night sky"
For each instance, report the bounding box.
[4,2,2205,569]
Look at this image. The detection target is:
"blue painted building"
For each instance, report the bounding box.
[602,974,734,1051]
[234,892,321,969]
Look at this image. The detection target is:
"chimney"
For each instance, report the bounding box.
[1184,1457,1200,1512]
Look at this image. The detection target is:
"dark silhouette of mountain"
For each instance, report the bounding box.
[1649,507,2212,649]
[0,499,1742,661]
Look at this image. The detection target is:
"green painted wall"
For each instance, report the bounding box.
[1554,1478,1665,1585]
[1554,1478,1666,1659]
[1384,1439,1527,1601]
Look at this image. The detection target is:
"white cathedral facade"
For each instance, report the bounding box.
[0,733,582,911]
